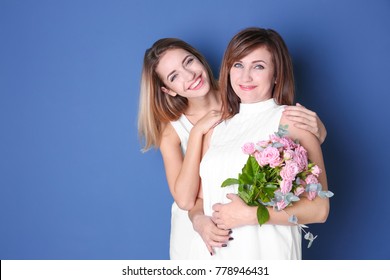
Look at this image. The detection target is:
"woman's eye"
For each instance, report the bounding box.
[233,63,243,68]
[254,64,265,70]
[186,57,194,65]
[170,74,178,82]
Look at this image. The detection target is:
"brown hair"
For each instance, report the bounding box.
[138,38,218,151]
[219,27,295,119]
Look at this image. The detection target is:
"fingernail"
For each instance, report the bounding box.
[229,237,234,241]
[222,244,227,247]
[228,230,233,234]
[210,252,213,256]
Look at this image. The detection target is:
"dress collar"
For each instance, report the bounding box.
[239,98,277,115]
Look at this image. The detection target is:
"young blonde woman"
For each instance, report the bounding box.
[138,37,327,258]
[188,27,330,259]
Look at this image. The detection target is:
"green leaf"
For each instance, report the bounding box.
[257,191,270,203]
[257,205,270,226]
[255,172,266,184]
[264,183,278,190]
[264,187,277,198]
[238,187,252,204]
[276,124,289,137]
[242,156,258,178]
[221,178,240,188]
[248,156,259,174]
[247,185,258,204]
[239,172,252,185]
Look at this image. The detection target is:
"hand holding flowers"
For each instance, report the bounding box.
[221,125,333,248]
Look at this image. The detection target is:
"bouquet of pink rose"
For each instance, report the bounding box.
[221,125,333,248]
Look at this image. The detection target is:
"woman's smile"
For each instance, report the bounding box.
[239,85,257,91]
[188,75,204,90]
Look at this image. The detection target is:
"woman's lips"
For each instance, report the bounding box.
[239,85,257,91]
[189,76,203,90]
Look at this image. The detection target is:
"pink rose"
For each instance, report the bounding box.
[280,161,299,181]
[305,174,319,185]
[280,180,293,194]
[276,200,287,211]
[311,165,322,176]
[279,137,297,150]
[283,149,294,160]
[294,186,305,196]
[270,134,281,143]
[293,145,308,172]
[255,146,281,167]
[256,140,269,148]
[307,191,317,201]
[242,142,255,155]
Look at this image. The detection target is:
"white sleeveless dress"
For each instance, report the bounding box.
[189,98,302,260]
[169,114,198,259]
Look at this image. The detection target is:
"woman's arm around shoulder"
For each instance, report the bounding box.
[282,103,327,144]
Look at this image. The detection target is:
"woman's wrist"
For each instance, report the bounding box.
[192,212,207,233]
[190,125,206,138]
[247,205,260,225]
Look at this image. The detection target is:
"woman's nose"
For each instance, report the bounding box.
[241,68,253,82]
[183,68,196,81]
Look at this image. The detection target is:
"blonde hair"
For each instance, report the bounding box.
[138,38,218,151]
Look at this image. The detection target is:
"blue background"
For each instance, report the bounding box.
[1,0,389,260]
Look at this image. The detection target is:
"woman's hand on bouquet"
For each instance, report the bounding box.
[212,193,257,229]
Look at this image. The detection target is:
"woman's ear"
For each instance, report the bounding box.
[161,86,177,97]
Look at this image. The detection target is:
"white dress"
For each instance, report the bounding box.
[169,114,198,259]
[189,98,302,260]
